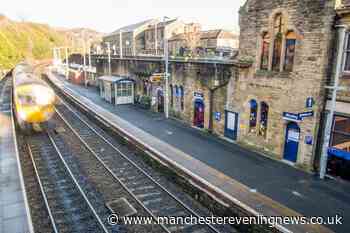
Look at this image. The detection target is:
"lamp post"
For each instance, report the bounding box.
[82,31,87,87]
[163,16,170,119]
[105,42,111,76]
[155,21,158,55]
[65,47,69,80]
[119,30,123,59]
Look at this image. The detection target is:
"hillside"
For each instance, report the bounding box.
[0,15,102,70]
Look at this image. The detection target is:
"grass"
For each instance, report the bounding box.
[0,19,68,70]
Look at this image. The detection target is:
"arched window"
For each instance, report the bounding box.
[261,32,270,70]
[180,86,184,111]
[175,85,179,100]
[284,31,296,72]
[259,102,269,138]
[170,84,174,107]
[249,99,258,132]
[272,14,284,71]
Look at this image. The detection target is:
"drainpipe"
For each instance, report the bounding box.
[208,83,228,133]
[319,25,346,179]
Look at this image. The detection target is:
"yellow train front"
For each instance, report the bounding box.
[13,62,56,131]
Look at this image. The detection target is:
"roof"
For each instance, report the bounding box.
[200,30,222,39]
[108,19,154,35]
[98,75,134,83]
[145,18,178,30]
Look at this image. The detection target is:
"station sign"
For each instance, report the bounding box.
[283,112,301,122]
[299,111,314,120]
[283,111,314,122]
[150,73,164,83]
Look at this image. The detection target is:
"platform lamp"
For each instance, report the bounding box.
[163,16,170,119]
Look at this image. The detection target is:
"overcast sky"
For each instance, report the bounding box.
[1,0,246,33]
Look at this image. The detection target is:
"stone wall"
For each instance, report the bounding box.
[228,0,336,170]
[95,57,232,135]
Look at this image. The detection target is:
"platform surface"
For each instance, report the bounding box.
[0,78,32,233]
[49,73,350,233]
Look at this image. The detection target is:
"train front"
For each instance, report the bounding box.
[14,81,56,123]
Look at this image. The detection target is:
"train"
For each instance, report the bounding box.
[13,62,56,131]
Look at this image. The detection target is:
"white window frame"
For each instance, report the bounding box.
[342,32,350,73]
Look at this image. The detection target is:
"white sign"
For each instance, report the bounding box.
[288,130,300,142]
[227,112,236,130]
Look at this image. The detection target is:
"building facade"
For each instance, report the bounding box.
[323,0,350,180]
[225,0,336,171]
[168,29,239,58]
[102,19,157,56]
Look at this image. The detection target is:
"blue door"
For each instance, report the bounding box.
[224,111,239,140]
[283,122,300,163]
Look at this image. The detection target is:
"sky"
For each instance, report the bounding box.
[1,0,246,33]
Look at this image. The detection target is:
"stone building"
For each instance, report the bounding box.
[322,0,350,180]
[102,19,156,56]
[168,29,239,58]
[225,0,336,170]
[144,19,199,55]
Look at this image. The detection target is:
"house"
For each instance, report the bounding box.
[168,29,239,58]
[102,19,156,56]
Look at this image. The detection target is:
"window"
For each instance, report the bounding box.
[117,82,132,97]
[284,31,296,72]
[175,85,179,100]
[344,34,350,72]
[249,99,258,132]
[170,84,174,107]
[261,33,270,70]
[272,14,284,71]
[259,102,269,138]
[328,115,350,180]
[330,116,350,151]
[180,86,184,111]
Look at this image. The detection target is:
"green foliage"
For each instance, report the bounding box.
[0,21,67,69]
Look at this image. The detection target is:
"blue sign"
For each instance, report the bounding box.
[283,112,301,121]
[215,112,221,121]
[194,92,204,99]
[299,111,314,120]
[283,111,314,122]
[305,135,313,145]
[306,97,314,108]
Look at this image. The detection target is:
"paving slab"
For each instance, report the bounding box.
[49,73,350,233]
[0,79,33,233]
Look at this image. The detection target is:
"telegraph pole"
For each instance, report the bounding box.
[319,25,346,179]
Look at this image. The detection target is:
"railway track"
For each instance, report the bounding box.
[0,76,11,112]
[54,97,234,233]
[25,132,111,233]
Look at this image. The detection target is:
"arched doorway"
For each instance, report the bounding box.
[283,122,300,163]
[193,99,205,128]
[157,89,164,113]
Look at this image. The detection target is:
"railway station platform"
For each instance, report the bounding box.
[0,79,33,233]
[49,73,350,233]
